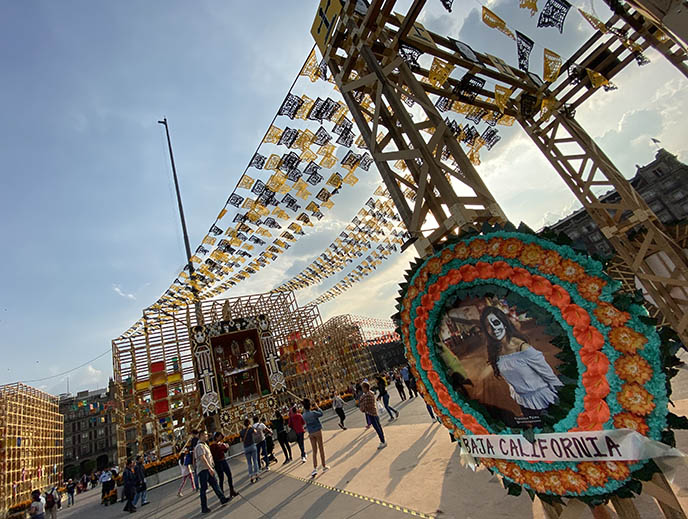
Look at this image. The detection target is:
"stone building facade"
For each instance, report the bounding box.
[59,380,117,478]
[545,149,688,256]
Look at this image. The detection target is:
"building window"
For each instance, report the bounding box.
[672,190,685,201]
[650,201,663,212]
[653,167,663,178]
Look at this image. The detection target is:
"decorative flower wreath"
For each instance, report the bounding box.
[397,226,685,502]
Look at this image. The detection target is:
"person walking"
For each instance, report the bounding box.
[239,418,260,484]
[376,375,400,421]
[189,429,200,492]
[394,372,407,401]
[65,479,76,507]
[177,447,196,496]
[288,405,307,463]
[359,381,387,449]
[271,409,292,464]
[122,460,137,513]
[210,432,238,498]
[252,416,271,471]
[29,490,45,518]
[44,486,59,519]
[302,398,329,478]
[400,365,417,398]
[132,456,149,507]
[98,468,112,505]
[333,392,347,430]
[194,431,230,514]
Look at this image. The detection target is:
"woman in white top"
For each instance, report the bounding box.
[480,306,563,418]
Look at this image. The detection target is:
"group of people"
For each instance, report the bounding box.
[121,456,150,513]
[28,486,61,519]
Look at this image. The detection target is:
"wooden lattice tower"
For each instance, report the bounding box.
[0,383,63,518]
[312,314,380,389]
[316,0,688,347]
[112,290,325,460]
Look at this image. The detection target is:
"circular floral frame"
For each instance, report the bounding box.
[398,230,669,498]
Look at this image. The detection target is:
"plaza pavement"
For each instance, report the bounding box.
[56,371,688,519]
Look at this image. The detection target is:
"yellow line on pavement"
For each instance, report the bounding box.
[282,472,435,519]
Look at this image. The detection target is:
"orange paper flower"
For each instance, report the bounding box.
[500,238,524,258]
[578,275,606,302]
[560,469,588,493]
[493,261,513,280]
[511,267,533,288]
[578,462,608,487]
[524,471,548,493]
[603,461,630,481]
[475,261,495,279]
[486,238,503,256]
[613,412,649,435]
[618,383,655,416]
[556,259,585,283]
[594,302,630,328]
[519,243,543,266]
[580,349,609,376]
[469,239,488,258]
[459,264,479,282]
[531,275,553,297]
[548,284,571,310]
[563,304,591,327]
[573,325,604,351]
[609,326,647,354]
[614,355,653,384]
[539,250,562,274]
[427,257,443,275]
[453,242,469,259]
[581,371,610,399]
[543,471,563,492]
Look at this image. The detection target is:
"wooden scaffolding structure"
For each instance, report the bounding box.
[112,290,326,459]
[315,0,688,347]
[0,383,63,518]
[314,1,688,517]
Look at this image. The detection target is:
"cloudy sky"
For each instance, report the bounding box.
[1,0,686,395]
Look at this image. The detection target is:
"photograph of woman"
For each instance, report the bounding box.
[435,297,564,428]
[480,306,563,423]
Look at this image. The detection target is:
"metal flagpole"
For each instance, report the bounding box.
[158,118,201,309]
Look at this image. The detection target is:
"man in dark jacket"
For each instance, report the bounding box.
[122,459,137,513]
[133,455,149,507]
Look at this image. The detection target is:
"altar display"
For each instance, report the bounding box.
[397,225,685,502]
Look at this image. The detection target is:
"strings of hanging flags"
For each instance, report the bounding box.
[447,1,651,91]
[273,187,407,293]
[120,47,383,337]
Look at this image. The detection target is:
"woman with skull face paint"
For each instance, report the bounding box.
[479,306,563,419]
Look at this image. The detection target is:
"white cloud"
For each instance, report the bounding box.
[112,283,136,300]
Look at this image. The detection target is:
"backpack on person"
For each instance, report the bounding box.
[45,492,56,510]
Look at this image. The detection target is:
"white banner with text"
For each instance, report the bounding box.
[459,429,684,462]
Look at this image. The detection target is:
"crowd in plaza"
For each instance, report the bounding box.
[25,365,430,517]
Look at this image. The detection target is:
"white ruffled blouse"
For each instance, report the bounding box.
[496,347,563,410]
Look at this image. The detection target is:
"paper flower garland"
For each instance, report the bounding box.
[397,226,681,501]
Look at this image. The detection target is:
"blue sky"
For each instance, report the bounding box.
[1,0,686,394]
